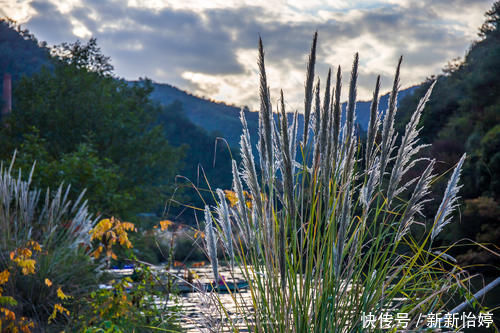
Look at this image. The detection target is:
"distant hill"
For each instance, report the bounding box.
[0,19,50,82]
[149,81,418,147]
[149,82,259,149]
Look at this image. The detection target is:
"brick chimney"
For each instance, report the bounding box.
[2,73,12,118]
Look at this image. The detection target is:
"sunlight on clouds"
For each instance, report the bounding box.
[181,48,310,110]
[14,0,496,109]
[70,18,91,38]
[0,0,36,23]
[181,71,254,107]
[127,0,167,10]
[47,0,81,14]
[287,0,384,11]
[128,0,271,11]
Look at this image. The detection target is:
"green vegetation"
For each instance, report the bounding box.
[396,1,500,272]
[202,32,496,331]
[0,159,98,331]
[0,161,182,332]
[1,2,499,331]
[0,36,183,219]
[0,20,238,226]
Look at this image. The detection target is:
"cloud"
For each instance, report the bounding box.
[4,0,495,109]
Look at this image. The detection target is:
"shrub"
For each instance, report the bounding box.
[0,155,99,331]
[201,35,495,331]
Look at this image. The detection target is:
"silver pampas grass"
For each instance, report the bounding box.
[204,205,219,283]
[431,153,466,241]
[204,34,473,332]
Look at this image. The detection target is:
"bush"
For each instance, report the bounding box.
[200,35,496,331]
[0,156,99,331]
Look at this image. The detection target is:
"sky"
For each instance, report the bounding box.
[0,0,496,110]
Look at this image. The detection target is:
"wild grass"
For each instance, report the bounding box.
[0,154,99,329]
[201,34,486,332]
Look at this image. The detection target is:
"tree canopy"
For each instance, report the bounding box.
[1,38,184,219]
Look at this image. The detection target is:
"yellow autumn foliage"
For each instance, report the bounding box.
[48,303,70,323]
[159,220,173,231]
[0,270,9,285]
[10,248,36,275]
[224,189,253,209]
[89,217,136,260]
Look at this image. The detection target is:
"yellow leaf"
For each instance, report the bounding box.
[120,222,136,231]
[48,303,70,323]
[224,190,238,207]
[194,230,205,239]
[159,220,173,231]
[19,259,36,275]
[92,245,103,259]
[19,248,32,258]
[45,278,52,287]
[0,269,9,284]
[28,240,42,252]
[246,200,253,209]
[1,307,16,320]
[19,318,34,333]
[56,287,71,300]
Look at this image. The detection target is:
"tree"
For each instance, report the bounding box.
[479,1,500,37]
[1,38,183,218]
[51,37,113,75]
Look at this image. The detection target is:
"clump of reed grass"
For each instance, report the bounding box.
[202,34,486,332]
[0,154,99,329]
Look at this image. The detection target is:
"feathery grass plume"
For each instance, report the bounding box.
[397,160,435,242]
[216,188,234,267]
[279,91,294,214]
[335,182,352,277]
[312,78,321,136]
[387,81,436,204]
[278,90,292,291]
[232,160,251,245]
[319,68,332,182]
[312,78,321,165]
[258,37,274,179]
[205,36,480,332]
[258,100,265,176]
[290,110,299,175]
[431,153,466,241]
[0,158,95,250]
[365,75,381,171]
[332,65,342,166]
[344,53,358,153]
[325,91,335,185]
[204,205,219,283]
[380,56,403,181]
[303,31,318,146]
[239,110,263,215]
[360,156,380,211]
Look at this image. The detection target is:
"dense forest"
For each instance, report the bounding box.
[395,2,500,272]
[0,19,236,227]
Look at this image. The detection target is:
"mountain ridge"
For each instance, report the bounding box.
[147,80,419,147]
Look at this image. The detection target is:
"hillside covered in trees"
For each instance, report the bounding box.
[395,2,500,272]
[0,20,235,226]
